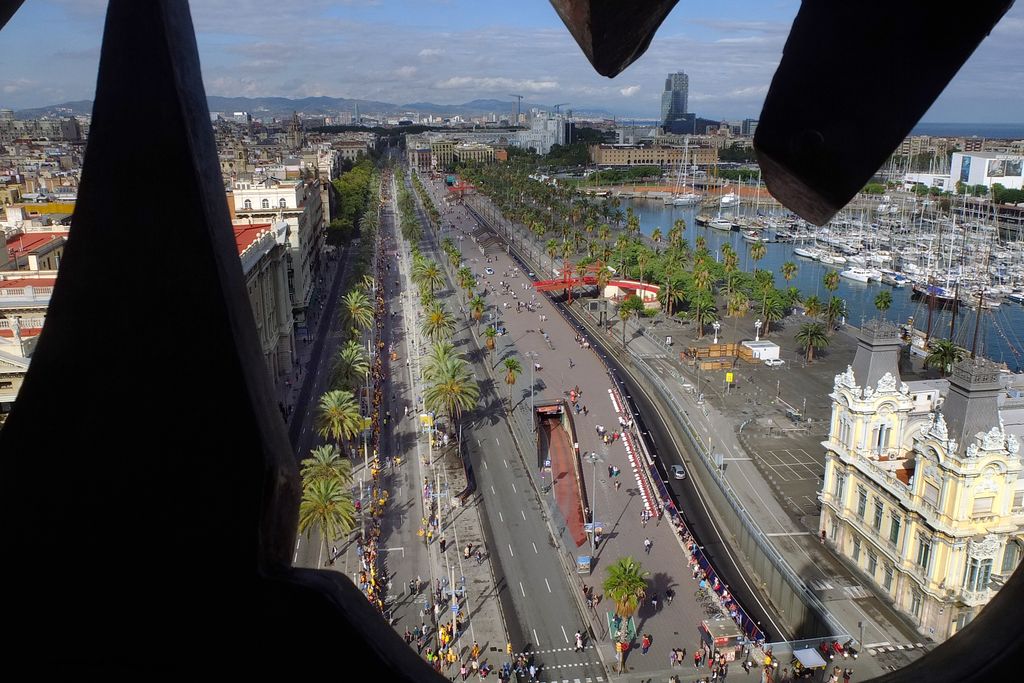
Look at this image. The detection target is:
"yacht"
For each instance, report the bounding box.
[1007,291,1024,304]
[671,193,701,206]
[880,271,910,287]
[840,267,872,283]
[720,192,739,207]
[709,218,734,231]
[793,246,820,260]
[742,229,765,243]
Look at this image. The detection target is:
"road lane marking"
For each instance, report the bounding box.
[511,482,517,493]
[520,582,526,597]
[504,459,508,468]
[521,510,527,520]
[496,438,500,446]
[499,511,504,523]
[533,628,540,646]
[561,625,569,643]
[509,544,515,557]
[491,485,496,495]
[545,578,552,593]
[483,460,488,469]
[532,542,538,553]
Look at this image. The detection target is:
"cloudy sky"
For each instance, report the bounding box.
[2,0,1022,122]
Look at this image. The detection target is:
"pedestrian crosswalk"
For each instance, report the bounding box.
[866,642,928,656]
[535,677,604,683]
[806,578,871,599]
[527,645,596,655]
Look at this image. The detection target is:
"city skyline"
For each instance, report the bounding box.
[1,0,1022,122]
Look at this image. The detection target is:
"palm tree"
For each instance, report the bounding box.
[925,338,965,376]
[651,227,663,244]
[762,292,786,335]
[413,259,445,296]
[780,261,797,284]
[618,294,645,348]
[796,322,830,362]
[636,250,651,286]
[423,341,458,382]
[298,477,356,559]
[727,292,749,319]
[824,295,846,333]
[422,302,456,342]
[545,238,560,263]
[424,357,480,430]
[823,270,840,295]
[783,286,802,309]
[602,556,649,619]
[690,293,718,339]
[803,294,823,319]
[874,290,893,318]
[469,295,486,329]
[300,444,353,487]
[749,241,767,268]
[503,358,522,406]
[692,266,713,294]
[339,289,373,337]
[332,339,369,392]
[483,325,498,354]
[316,389,363,452]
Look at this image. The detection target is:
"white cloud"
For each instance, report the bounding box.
[395,66,418,79]
[434,77,560,93]
[418,48,445,60]
[619,85,641,97]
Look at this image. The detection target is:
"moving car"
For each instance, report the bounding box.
[764,358,786,367]
[671,464,687,480]
[485,267,494,275]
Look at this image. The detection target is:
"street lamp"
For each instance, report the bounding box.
[585,451,604,552]
[712,320,721,345]
[525,351,539,431]
[754,319,763,342]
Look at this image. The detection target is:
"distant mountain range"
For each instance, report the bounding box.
[15,96,615,120]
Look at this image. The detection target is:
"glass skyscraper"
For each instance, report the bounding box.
[660,71,689,129]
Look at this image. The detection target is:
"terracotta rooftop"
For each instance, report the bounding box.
[6,231,68,257]
[232,223,272,256]
[0,277,57,289]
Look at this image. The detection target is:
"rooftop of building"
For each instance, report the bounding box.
[233,223,273,256]
[5,229,68,257]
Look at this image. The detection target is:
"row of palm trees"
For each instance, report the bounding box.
[299,170,385,558]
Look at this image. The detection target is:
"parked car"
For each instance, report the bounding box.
[671,464,687,480]
[485,267,494,275]
[764,358,786,367]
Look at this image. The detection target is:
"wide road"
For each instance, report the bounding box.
[461,187,793,645]
[409,170,606,682]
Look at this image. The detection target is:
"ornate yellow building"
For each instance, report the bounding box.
[819,320,1024,640]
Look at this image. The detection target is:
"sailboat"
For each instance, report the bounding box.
[666,136,701,206]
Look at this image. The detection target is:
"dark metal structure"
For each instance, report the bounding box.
[0,0,1021,677]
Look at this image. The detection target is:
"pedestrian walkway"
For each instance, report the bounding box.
[455,184,930,681]
[428,178,726,678]
[391,170,510,675]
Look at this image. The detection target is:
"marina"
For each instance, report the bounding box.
[621,196,1024,371]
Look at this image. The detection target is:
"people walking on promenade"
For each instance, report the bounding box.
[644,537,652,554]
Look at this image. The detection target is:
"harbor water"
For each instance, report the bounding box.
[623,198,1024,371]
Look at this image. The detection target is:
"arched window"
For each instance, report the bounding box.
[243,199,251,209]
[261,198,270,209]
[279,198,286,208]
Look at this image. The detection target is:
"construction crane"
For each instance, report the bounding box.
[552,102,570,115]
[509,94,523,125]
